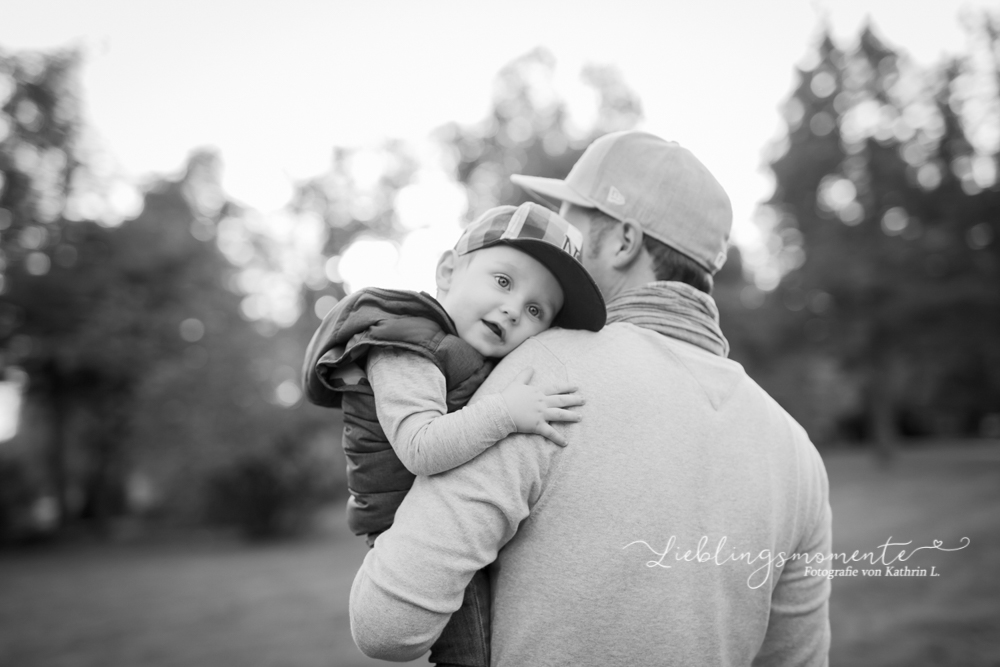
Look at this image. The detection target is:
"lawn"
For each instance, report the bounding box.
[1,442,997,667]
[825,443,1000,666]
[0,517,405,667]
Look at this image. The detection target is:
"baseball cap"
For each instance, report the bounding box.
[511,131,733,274]
[454,202,606,331]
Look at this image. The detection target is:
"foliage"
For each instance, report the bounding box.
[438,47,643,216]
[0,48,337,534]
[759,18,1000,446]
[202,436,337,540]
[0,47,113,527]
[0,454,45,543]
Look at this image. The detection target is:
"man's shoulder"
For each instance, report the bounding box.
[530,326,607,357]
[476,327,613,389]
[468,330,584,396]
[522,322,658,365]
[492,327,600,369]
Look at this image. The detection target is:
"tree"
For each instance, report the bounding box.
[438,48,643,216]
[0,48,339,535]
[0,47,110,528]
[760,20,1000,451]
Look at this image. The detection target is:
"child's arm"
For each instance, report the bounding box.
[367,347,582,476]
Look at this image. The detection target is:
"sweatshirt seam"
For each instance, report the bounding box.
[524,337,573,523]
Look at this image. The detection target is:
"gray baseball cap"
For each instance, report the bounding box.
[511,131,733,274]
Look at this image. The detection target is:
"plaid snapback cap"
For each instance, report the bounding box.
[455,202,606,331]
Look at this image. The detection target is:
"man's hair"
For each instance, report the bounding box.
[583,208,714,294]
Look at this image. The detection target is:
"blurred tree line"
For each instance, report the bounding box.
[0,48,338,541]
[757,17,1000,453]
[1,16,997,541]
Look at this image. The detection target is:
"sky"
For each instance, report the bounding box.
[0,0,995,288]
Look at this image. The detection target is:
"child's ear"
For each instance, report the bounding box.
[435,250,459,296]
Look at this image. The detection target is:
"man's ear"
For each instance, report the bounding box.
[435,249,459,296]
[610,220,646,269]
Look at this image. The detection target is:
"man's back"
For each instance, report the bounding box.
[350,321,830,666]
[487,324,830,665]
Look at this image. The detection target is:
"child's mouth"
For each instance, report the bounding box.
[482,320,504,341]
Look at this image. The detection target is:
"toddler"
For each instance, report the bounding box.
[303,202,605,666]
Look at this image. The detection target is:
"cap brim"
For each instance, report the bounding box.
[490,239,606,332]
[510,174,596,209]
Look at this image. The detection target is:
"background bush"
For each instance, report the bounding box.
[203,436,338,541]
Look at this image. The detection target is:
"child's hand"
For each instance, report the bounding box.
[500,368,583,447]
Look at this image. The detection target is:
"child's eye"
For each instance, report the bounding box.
[527,304,542,318]
[495,275,511,289]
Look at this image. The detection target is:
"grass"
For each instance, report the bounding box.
[0,518,418,667]
[825,442,1000,667]
[1,442,998,666]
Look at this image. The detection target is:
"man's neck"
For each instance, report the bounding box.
[602,268,657,302]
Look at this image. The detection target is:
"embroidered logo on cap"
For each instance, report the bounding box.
[607,186,626,206]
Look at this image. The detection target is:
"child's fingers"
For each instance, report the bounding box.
[537,422,569,447]
[544,393,585,409]
[543,408,582,423]
[542,383,578,396]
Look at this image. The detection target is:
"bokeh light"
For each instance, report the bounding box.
[395,171,467,232]
[338,237,401,294]
[880,207,909,236]
[179,318,205,343]
[25,252,50,276]
[275,380,301,407]
[0,369,25,442]
[967,222,994,249]
[313,294,338,319]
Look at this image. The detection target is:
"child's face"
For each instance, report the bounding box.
[436,245,565,358]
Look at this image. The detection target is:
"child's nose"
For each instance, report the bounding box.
[500,300,522,324]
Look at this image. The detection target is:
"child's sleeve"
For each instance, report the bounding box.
[366,346,517,476]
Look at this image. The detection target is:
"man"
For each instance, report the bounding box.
[349,131,832,666]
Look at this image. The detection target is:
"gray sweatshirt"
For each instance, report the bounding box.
[351,321,832,666]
